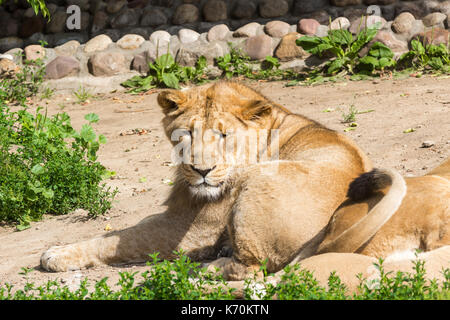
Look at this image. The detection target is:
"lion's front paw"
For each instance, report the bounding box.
[40,245,84,272]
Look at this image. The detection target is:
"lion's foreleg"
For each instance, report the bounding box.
[40,213,205,272]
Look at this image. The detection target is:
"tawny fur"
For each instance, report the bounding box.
[40,81,373,278]
[319,158,450,257]
[39,81,448,283]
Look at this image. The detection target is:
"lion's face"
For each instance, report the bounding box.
[158,82,279,200]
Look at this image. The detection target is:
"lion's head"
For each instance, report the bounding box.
[157,81,286,200]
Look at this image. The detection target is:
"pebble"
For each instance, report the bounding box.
[421,141,435,148]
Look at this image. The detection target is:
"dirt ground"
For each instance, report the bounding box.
[0,76,449,291]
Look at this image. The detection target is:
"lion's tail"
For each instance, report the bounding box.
[316,168,407,255]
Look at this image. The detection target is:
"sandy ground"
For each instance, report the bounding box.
[0,75,449,291]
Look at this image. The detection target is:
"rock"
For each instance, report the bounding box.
[176,41,228,66]
[309,10,332,25]
[349,15,386,34]
[395,2,422,18]
[421,141,435,148]
[244,34,273,60]
[1,16,19,38]
[53,33,89,47]
[67,0,90,11]
[373,30,408,53]
[0,58,20,77]
[331,0,362,6]
[293,0,328,15]
[132,52,149,73]
[88,51,129,76]
[178,29,200,44]
[126,27,151,40]
[330,17,351,30]
[315,25,329,37]
[54,40,80,56]
[19,16,44,38]
[24,45,45,61]
[0,54,13,60]
[91,29,121,42]
[418,28,450,46]
[363,0,396,4]
[298,19,320,36]
[110,9,140,29]
[264,21,290,38]
[439,1,450,15]
[422,12,447,28]
[45,56,80,79]
[106,0,127,14]
[149,30,171,46]
[233,22,262,38]
[392,12,415,34]
[275,32,310,62]
[207,24,230,41]
[203,0,227,22]
[259,0,289,18]
[0,37,24,53]
[172,4,199,25]
[140,8,168,27]
[84,34,113,53]
[45,10,67,33]
[4,48,23,65]
[91,11,109,34]
[232,0,256,19]
[117,34,145,50]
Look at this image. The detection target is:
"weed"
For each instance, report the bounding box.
[1,253,447,300]
[0,55,46,105]
[122,51,208,93]
[40,86,54,100]
[398,38,450,73]
[73,86,92,104]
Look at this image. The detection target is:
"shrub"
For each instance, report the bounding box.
[0,96,117,227]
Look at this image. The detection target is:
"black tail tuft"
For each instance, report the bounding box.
[347,169,393,201]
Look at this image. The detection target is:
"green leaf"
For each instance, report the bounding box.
[369,42,394,59]
[328,29,353,46]
[162,73,180,89]
[327,58,346,74]
[31,164,45,175]
[80,124,96,142]
[156,53,175,70]
[98,134,107,144]
[84,113,99,123]
[42,189,54,199]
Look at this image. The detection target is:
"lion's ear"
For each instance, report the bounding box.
[239,100,273,121]
[157,90,186,115]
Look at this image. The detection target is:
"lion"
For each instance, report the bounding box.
[41,81,407,280]
[317,158,450,258]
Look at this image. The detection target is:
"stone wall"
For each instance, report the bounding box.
[0,0,449,51]
[0,0,449,86]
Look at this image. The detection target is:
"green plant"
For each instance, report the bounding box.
[40,86,54,100]
[358,41,396,73]
[1,253,448,300]
[296,20,395,77]
[0,98,118,225]
[341,105,374,123]
[73,86,92,104]
[216,45,254,79]
[122,52,208,94]
[0,56,46,105]
[398,39,450,73]
[0,0,49,19]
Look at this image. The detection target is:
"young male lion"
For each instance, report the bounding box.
[41,81,405,280]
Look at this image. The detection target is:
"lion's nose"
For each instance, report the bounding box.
[191,165,216,177]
